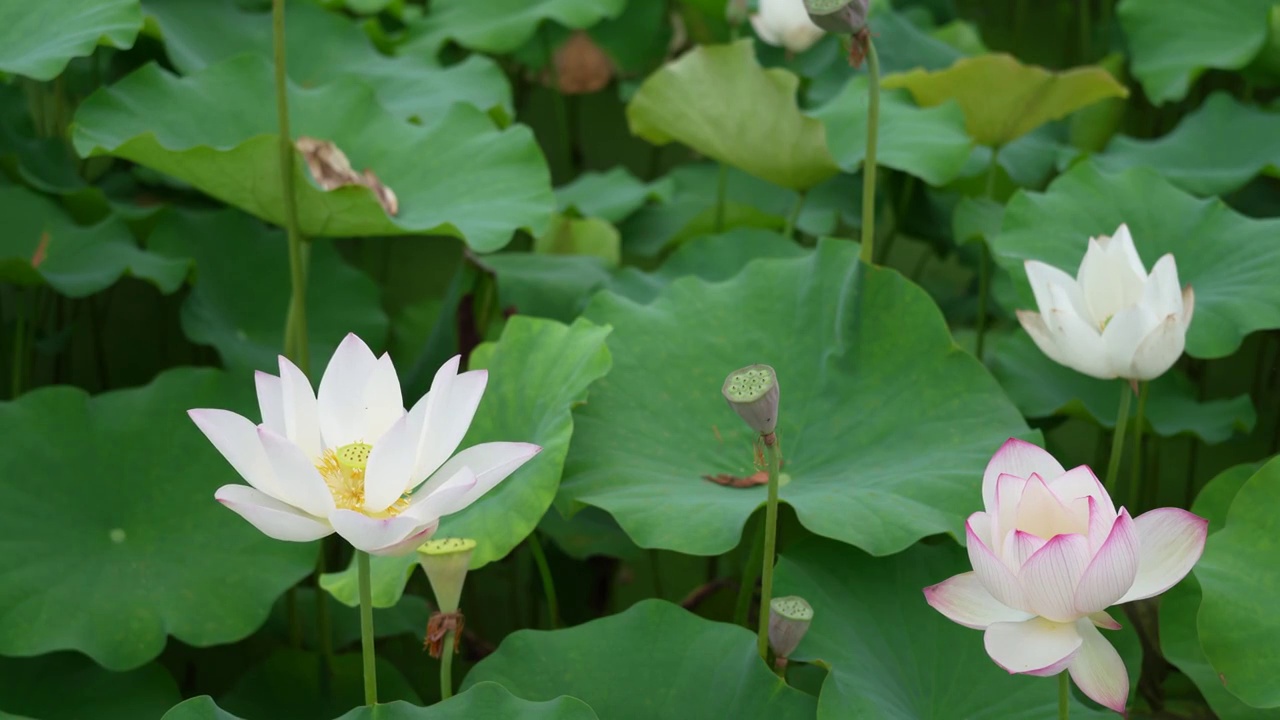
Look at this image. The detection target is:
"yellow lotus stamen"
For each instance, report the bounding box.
[316,441,410,517]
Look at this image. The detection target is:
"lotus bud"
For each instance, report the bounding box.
[726,0,748,26]
[416,537,476,614]
[802,0,868,34]
[769,595,813,659]
[722,364,780,436]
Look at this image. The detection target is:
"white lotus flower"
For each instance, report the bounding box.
[190,334,540,556]
[750,0,825,53]
[1016,223,1194,381]
[924,439,1207,713]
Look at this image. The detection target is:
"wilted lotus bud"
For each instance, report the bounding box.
[769,595,814,659]
[416,538,476,614]
[722,364,780,435]
[726,0,748,26]
[802,0,868,34]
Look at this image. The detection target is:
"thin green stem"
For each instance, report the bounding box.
[859,39,881,265]
[1059,671,1070,719]
[1103,382,1133,495]
[1127,381,1149,511]
[527,533,560,628]
[975,147,1001,360]
[440,630,456,700]
[782,192,805,242]
[734,517,764,628]
[273,0,309,375]
[541,25,573,178]
[357,551,378,706]
[756,438,782,662]
[714,163,729,233]
[315,546,333,695]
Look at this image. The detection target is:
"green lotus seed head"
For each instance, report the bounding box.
[417,537,478,556]
[769,595,814,659]
[802,0,868,34]
[722,364,780,435]
[416,537,477,613]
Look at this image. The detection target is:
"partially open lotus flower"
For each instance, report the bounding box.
[1017,223,1194,381]
[750,0,825,54]
[923,438,1207,713]
[190,334,540,556]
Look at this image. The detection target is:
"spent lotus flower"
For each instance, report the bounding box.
[1017,223,1194,381]
[923,438,1207,713]
[189,334,541,556]
[750,0,825,54]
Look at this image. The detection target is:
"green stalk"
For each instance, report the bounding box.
[974,148,1001,361]
[859,39,881,265]
[273,0,309,375]
[782,192,805,242]
[1127,381,1149,511]
[1103,382,1133,495]
[541,25,573,178]
[440,630,456,700]
[357,551,378,706]
[315,548,333,695]
[527,533,560,628]
[756,438,782,662]
[734,517,764,628]
[1059,672,1070,719]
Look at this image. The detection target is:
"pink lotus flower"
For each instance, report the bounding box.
[923,438,1207,713]
[189,334,540,556]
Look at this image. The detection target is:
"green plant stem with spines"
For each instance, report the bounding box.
[440,630,456,700]
[1104,382,1133,495]
[734,517,764,628]
[756,438,782,662]
[357,550,378,706]
[974,147,1001,361]
[1059,671,1069,719]
[528,532,560,628]
[1127,381,1149,511]
[859,39,881,265]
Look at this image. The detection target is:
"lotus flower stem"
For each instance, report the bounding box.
[734,517,764,628]
[1127,381,1149,510]
[783,192,806,242]
[357,550,378,706]
[527,532,560,628]
[1059,672,1069,719]
[272,0,310,375]
[858,38,880,265]
[756,436,783,662]
[1103,382,1133,495]
[440,629,456,699]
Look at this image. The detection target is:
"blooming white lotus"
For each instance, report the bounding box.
[750,0,825,54]
[190,334,540,556]
[1017,223,1194,381]
[924,439,1207,713]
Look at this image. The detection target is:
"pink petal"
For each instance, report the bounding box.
[966,513,1028,611]
[215,484,332,542]
[362,414,417,514]
[992,473,1028,549]
[328,508,432,556]
[416,441,540,511]
[254,371,285,435]
[317,333,379,449]
[1116,508,1208,604]
[1003,529,1047,571]
[1068,618,1129,713]
[278,355,321,459]
[1021,533,1091,622]
[189,408,280,499]
[257,427,336,518]
[1089,610,1122,630]
[1073,509,1139,615]
[924,572,1034,629]
[982,438,1065,512]
[1017,474,1087,539]
[984,617,1082,676]
[1085,496,1117,555]
[411,368,488,487]
[1049,465,1113,510]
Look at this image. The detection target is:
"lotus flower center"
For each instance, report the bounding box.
[315,442,409,517]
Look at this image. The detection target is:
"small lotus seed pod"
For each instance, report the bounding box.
[769,595,814,659]
[722,364,780,435]
[725,0,748,26]
[802,0,868,34]
[416,538,477,614]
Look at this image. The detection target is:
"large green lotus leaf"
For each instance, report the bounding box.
[1118,0,1275,104]
[1196,455,1280,708]
[409,0,625,55]
[812,75,972,186]
[218,650,418,717]
[994,161,1280,360]
[71,54,552,250]
[533,214,621,266]
[161,697,243,720]
[322,316,612,607]
[0,368,317,670]
[147,209,388,374]
[1093,93,1280,196]
[463,599,816,719]
[990,329,1255,443]
[0,0,142,80]
[0,186,187,297]
[559,238,1034,556]
[881,53,1128,147]
[337,683,600,720]
[1160,463,1278,720]
[556,168,673,224]
[627,40,840,191]
[142,0,512,125]
[0,654,179,720]
[775,538,1141,719]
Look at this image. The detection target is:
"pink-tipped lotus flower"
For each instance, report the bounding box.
[924,438,1207,713]
[190,334,540,556]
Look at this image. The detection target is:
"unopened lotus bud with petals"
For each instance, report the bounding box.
[751,0,825,54]
[722,364,780,435]
[417,537,476,614]
[769,595,813,659]
[802,0,868,34]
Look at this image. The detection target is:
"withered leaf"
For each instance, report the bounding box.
[295,136,399,216]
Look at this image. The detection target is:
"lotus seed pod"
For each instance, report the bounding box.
[416,538,477,614]
[769,595,814,659]
[725,0,748,26]
[722,364,780,435]
[802,0,868,34]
